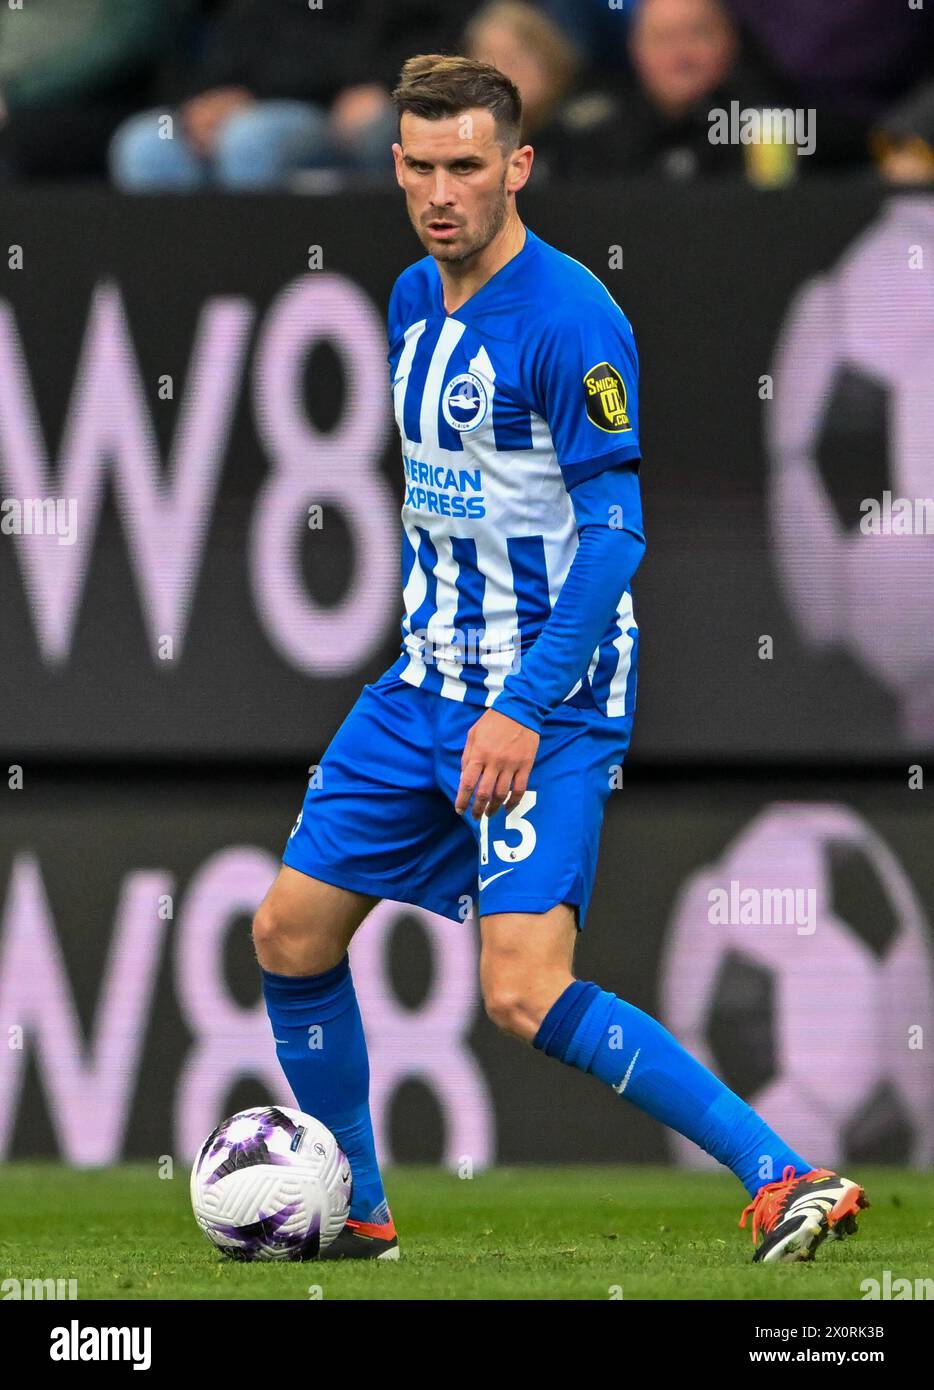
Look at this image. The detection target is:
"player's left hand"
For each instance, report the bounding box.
[456,709,539,820]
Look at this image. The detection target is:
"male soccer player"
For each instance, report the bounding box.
[253,55,868,1263]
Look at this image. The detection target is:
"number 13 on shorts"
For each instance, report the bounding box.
[478,790,538,867]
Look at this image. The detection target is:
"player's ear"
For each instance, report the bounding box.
[391,142,406,189]
[505,143,534,196]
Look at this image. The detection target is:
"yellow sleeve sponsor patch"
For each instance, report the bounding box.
[583,361,631,432]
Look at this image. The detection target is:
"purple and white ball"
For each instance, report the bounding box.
[190,1106,352,1260]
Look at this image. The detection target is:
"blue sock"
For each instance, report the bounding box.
[261,955,389,1224]
[534,981,811,1196]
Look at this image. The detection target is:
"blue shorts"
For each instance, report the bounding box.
[282,669,633,928]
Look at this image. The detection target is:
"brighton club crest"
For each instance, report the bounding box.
[442,372,489,432]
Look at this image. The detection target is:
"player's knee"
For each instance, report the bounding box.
[482,983,540,1042]
[252,893,350,976]
[251,900,283,956]
[251,899,308,971]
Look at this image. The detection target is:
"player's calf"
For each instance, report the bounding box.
[255,867,392,1235]
[480,905,578,1042]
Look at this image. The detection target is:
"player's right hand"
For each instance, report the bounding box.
[456,708,539,819]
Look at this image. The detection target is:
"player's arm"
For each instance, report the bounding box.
[455,466,645,820]
[456,295,644,819]
[492,463,645,733]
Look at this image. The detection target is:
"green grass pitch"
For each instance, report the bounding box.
[1,1164,931,1301]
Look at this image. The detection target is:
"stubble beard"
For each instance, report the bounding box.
[418,179,509,266]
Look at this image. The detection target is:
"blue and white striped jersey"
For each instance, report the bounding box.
[386,225,641,718]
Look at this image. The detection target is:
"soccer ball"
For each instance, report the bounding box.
[661,803,934,1169]
[767,196,934,739]
[190,1105,352,1260]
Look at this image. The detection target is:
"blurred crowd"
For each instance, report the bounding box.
[0,0,933,190]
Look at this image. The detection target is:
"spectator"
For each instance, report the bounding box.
[463,2,581,144]
[536,0,772,180]
[0,0,191,181]
[110,0,475,191]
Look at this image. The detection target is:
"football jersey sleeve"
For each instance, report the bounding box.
[491,464,645,733]
[528,296,641,489]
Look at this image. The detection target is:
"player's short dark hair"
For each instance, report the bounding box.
[392,54,523,151]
